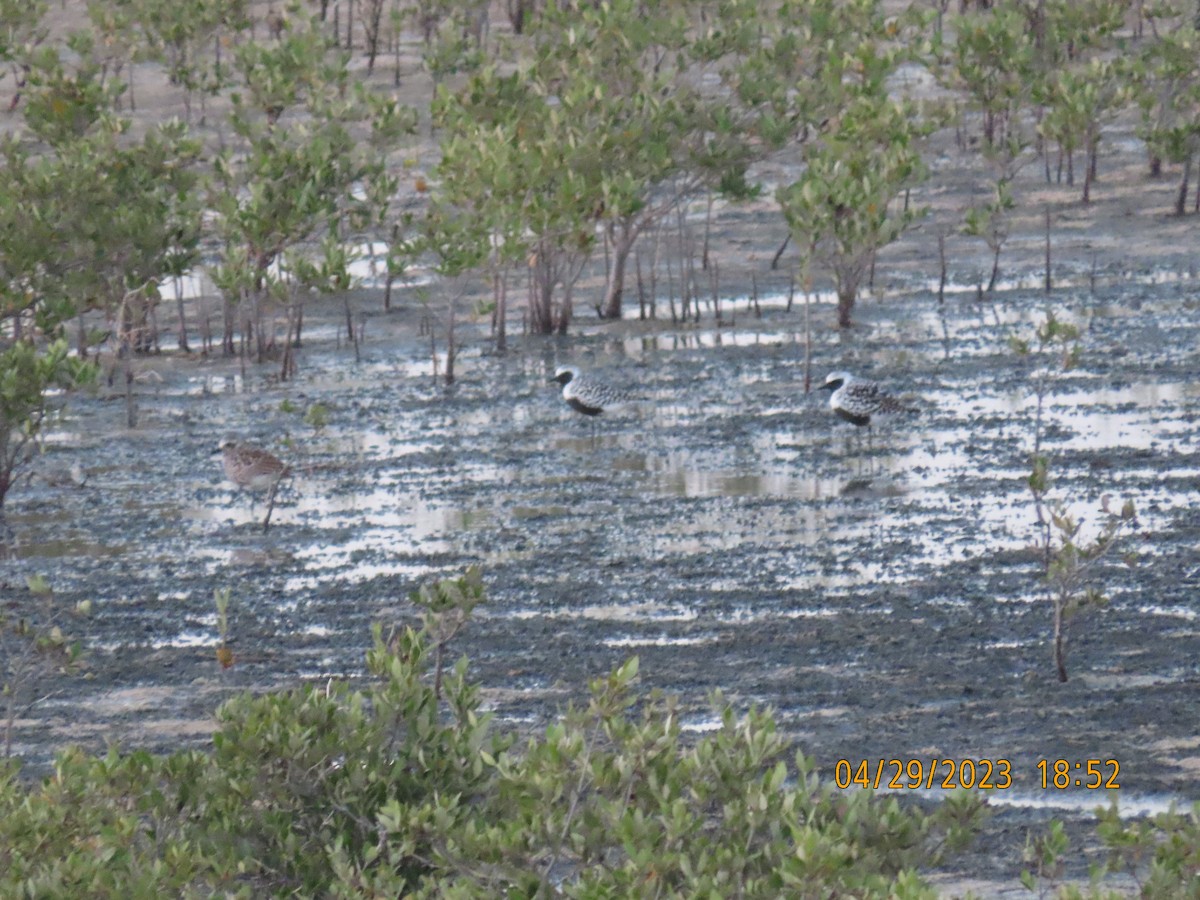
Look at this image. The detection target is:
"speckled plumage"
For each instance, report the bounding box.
[550,366,635,417]
[219,439,290,489]
[819,371,915,427]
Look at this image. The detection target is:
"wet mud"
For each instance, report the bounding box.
[3,281,1199,890]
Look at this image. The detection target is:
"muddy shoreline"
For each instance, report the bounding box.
[3,276,1198,891]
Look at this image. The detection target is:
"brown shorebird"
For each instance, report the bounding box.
[218,439,290,532]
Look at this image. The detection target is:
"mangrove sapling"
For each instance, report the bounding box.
[778,91,929,328]
[116,283,158,429]
[213,587,234,670]
[409,566,484,702]
[1037,489,1137,683]
[964,174,1015,295]
[1011,312,1080,559]
[1,574,87,759]
[1019,797,1200,892]
[1020,819,1071,896]
[1013,313,1138,682]
[0,339,95,510]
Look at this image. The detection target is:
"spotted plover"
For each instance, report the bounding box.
[218,439,290,531]
[550,366,635,417]
[819,371,915,428]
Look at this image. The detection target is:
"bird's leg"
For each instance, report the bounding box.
[262,479,281,533]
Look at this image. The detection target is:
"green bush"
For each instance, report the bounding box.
[0,338,95,508]
[1022,802,1200,898]
[0,571,993,897]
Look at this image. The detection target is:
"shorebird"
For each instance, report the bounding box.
[819,371,915,452]
[218,439,290,532]
[550,366,635,418]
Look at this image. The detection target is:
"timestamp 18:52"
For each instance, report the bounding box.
[1037,758,1120,790]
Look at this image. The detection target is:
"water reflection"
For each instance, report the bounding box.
[622,329,804,356]
[950,789,1180,818]
[603,634,715,648]
[651,468,843,499]
[9,290,1197,687]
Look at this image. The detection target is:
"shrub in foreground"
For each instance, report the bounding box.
[0,571,988,897]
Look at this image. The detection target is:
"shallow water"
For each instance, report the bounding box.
[5,286,1200,860]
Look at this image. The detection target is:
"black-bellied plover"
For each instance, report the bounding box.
[218,439,290,531]
[550,366,635,417]
[819,371,915,428]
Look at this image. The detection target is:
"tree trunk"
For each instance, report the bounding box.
[530,249,555,334]
[836,286,855,328]
[384,223,399,311]
[1082,141,1093,204]
[75,314,87,360]
[937,232,946,304]
[495,270,507,352]
[987,244,1001,292]
[1044,206,1052,293]
[701,192,713,270]
[444,298,456,384]
[771,232,791,270]
[556,281,572,335]
[1053,598,1068,682]
[532,282,553,334]
[124,351,137,429]
[1176,154,1191,216]
[280,304,296,381]
[364,0,382,73]
[174,277,190,353]
[222,293,236,355]
[600,220,638,319]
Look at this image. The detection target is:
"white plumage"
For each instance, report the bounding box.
[819,371,915,427]
[550,366,635,417]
